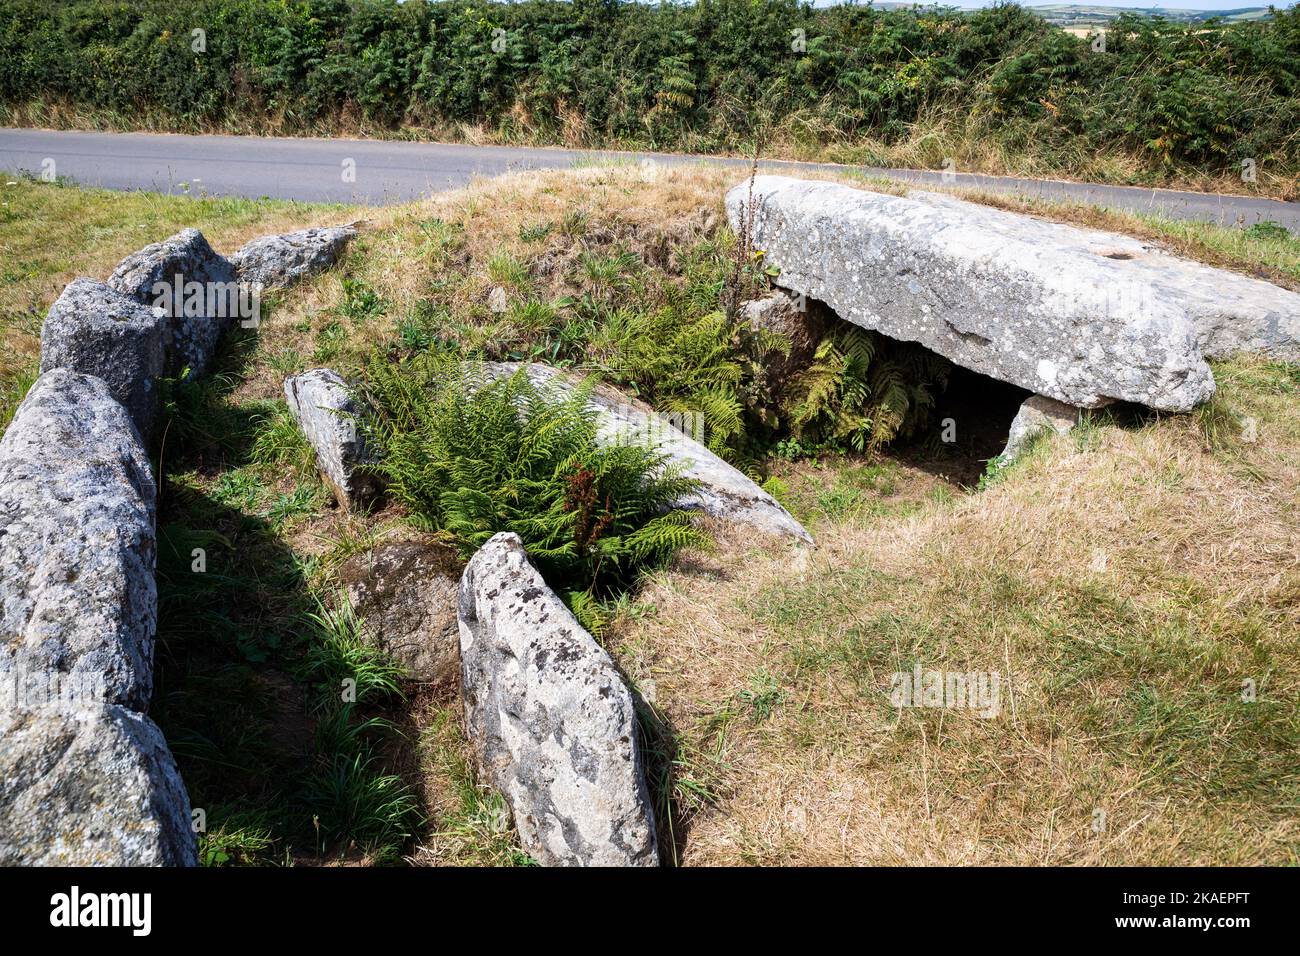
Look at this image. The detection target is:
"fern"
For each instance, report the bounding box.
[357,351,707,596]
[784,326,951,455]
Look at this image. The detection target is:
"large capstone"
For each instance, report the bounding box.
[486,363,812,544]
[39,278,170,442]
[0,370,157,710]
[912,191,1300,364]
[725,176,1276,412]
[458,532,659,867]
[284,368,381,508]
[231,225,358,291]
[108,228,237,377]
[0,702,197,866]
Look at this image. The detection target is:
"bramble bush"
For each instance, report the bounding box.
[1,0,1297,181]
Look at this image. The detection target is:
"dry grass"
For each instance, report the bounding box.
[610,360,1300,865]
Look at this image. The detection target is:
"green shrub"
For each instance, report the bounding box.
[358,351,707,597]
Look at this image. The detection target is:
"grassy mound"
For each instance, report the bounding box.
[2,165,1297,865]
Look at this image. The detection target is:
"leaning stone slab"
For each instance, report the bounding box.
[108,228,237,377]
[458,532,659,867]
[0,370,157,710]
[486,363,813,544]
[0,701,197,866]
[1000,395,1080,462]
[727,176,1234,412]
[284,368,381,508]
[231,225,358,291]
[39,278,170,442]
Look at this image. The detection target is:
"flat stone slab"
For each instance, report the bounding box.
[725,176,1299,411]
[284,368,381,507]
[108,228,237,377]
[0,701,196,866]
[487,362,812,544]
[458,532,659,866]
[231,225,357,290]
[40,278,169,442]
[0,370,157,710]
[913,192,1300,363]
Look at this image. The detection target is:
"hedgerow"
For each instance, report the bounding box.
[2,0,1297,182]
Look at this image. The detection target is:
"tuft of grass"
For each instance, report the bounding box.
[413,706,534,867]
[249,400,319,481]
[301,751,424,864]
[303,596,408,708]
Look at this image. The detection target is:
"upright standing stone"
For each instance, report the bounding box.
[108,228,237,377]
[458,533,659,866]
[1000,395,1080,462]
[284,368,381,508]
[39,278,170,442]
[741,288,831,392]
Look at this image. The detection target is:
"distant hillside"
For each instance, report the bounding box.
[864,4,1276,26]
[1014,5,1273,26]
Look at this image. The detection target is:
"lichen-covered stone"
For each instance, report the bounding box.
[231,225,357,290]
[339,538,463,689]
[284,368,381,508]
[39,278,169,442]
[741,288,831,391]
[486,362,813,544]
[909,193,1300,363]
[727,176,1230,412]
[107,228,236,377]
[458,532,659,867]
[1000,395,1080,461]
[0,370,156,710]
[0,702,197,866]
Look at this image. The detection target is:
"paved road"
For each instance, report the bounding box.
[2,128,1296,230]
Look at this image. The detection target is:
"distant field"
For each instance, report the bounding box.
[1031,4,1273,25]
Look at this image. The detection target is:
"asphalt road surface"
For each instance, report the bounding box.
[2,128,1296,230]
